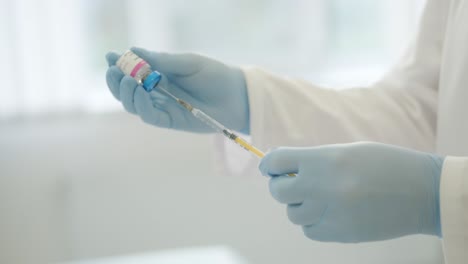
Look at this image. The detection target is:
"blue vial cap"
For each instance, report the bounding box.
[142,71,162,92]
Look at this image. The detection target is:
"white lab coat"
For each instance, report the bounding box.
[217,0,467,263]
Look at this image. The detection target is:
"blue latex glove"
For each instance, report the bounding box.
[259,142,444,243]
[105,47,249,133]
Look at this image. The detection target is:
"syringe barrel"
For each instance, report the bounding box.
[116,50,161,91]
[191,108,228,133]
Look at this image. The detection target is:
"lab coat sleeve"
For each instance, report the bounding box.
[244,0,448,152]
[214,0,448,174]
[440,157,468,264]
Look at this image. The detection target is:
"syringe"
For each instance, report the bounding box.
[156,86,265,158]
[116,50,295,176]
[158,86,296,177]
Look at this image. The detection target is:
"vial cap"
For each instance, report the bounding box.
[143,71,162,92]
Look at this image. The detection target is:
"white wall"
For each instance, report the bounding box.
[0,113,444,264]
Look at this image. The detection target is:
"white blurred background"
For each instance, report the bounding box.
[0,0,444,264]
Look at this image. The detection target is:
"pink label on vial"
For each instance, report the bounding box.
[130,60,147,77]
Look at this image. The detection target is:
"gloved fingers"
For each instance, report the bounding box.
[131,46,204,77]
[119,76,138,114]
[287,201,328,226]
[149,90,191,129]
[259,147,302,176]
[106,51,121,66]
[106,66,124,101]
[302,222,355,243]
[301,206,364,243]
[134,87,172,128]
[302,224,336,242]
[150,90,170,108]
[150,90,184,114]
[269,175,303,204]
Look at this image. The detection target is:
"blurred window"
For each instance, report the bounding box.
[0,0,424,119]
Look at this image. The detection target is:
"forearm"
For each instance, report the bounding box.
[244,0,446,152]
[439,157,468,263]
[244,67,437,152]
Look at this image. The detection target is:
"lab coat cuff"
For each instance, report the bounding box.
[241,66,268,150]
[439,156,468,263]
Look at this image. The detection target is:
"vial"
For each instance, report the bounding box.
[116,50,162,91]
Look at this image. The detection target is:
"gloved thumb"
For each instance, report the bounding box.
[131,47,204,76]
[259,148,301,177]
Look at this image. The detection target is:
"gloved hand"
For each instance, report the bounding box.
[259,142,444,243]
[105,47,249,133]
